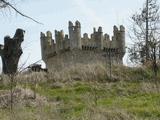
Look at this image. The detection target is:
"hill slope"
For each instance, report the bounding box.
[0,63,160,120]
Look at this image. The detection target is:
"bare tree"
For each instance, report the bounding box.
[129,0,160,76]
[0,0,44,74]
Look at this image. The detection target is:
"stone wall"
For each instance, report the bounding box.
[44,49,122,71]
[40,21,125,70]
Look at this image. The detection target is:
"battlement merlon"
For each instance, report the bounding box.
[113,25,119,37]
[69,20,81,28]
[104,34,110,39]
[40,31,54,47]
[113,25,125,34]
[69,21,73,27]
[40,31,53,39]
[75,20,81,28]
[98,27,103,33]
[40,32,45,38]
[46,31,52,38]
[55,30,64,38]
[120,25,125,32]
[93,27,103,33]
[83,33,89,39]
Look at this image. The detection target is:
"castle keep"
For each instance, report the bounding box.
[40,21,125,71]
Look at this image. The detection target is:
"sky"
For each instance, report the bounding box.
[0,0,145,69]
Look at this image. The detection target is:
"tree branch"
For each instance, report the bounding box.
[0,0,43,25]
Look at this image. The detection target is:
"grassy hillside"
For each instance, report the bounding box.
[0,63,160,120]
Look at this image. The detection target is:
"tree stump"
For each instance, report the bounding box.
[0,29,25,74]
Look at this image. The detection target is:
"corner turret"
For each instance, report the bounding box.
[111,25,125,59]
[119,25,125,54]
[40,31,55,63]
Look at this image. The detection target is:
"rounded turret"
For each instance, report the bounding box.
[114,25,125,60]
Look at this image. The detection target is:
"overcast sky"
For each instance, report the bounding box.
[0,0,145,68]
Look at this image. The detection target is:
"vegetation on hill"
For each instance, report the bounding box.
[0,63,160,120]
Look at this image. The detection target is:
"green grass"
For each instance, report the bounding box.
[1,81,160,119]
[27,80,159,119]
[0,65,160,120]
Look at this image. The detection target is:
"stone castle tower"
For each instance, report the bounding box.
[40,21,125,70]
[69,21,81,49]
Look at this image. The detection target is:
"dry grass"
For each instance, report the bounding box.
[0,62,160,120]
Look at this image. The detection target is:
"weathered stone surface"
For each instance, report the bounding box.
[40,21,125,71]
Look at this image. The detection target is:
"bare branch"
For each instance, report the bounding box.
[0,0,43,25]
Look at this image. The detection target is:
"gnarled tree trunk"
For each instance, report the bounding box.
[0,29,25,74]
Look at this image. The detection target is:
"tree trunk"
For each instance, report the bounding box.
[0,29,25,74]
[153,46,158,77]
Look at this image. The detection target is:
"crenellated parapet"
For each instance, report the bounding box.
[40,21,126,66]
[81,25,125,52]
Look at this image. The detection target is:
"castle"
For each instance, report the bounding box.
[40,21,125,71]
